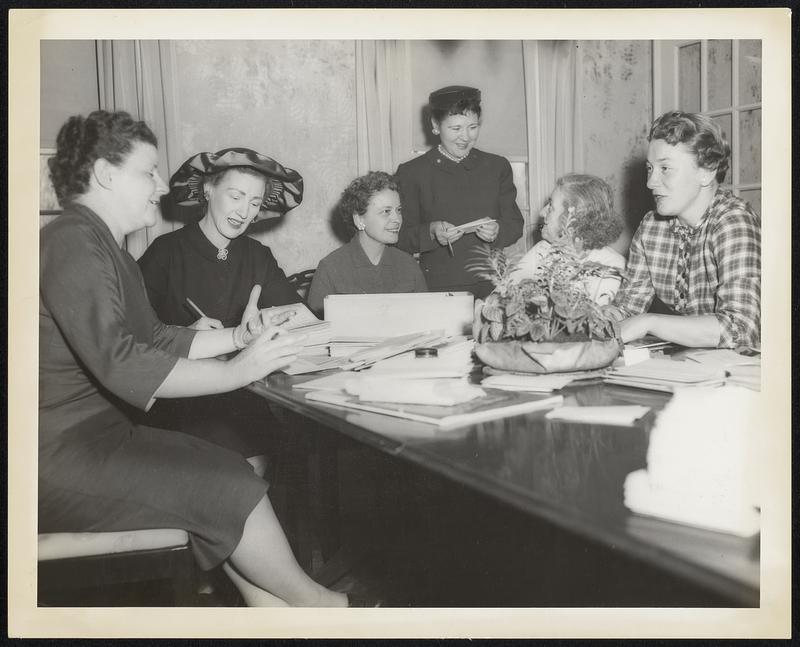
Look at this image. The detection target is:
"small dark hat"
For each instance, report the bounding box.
[169,147,303,220]
[428,85,481,109]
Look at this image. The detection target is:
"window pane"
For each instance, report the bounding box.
[738,189,761,217]
[711,114,733,184]
[738,40,762,104]
[707,40,732,110]
[678,43,701,112]
[739,108,761,184]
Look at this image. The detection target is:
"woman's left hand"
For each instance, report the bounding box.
[476,220,500,243]
[233,285,265,348]
[619,314,653,343]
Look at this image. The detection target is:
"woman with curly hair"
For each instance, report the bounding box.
[511,174,626,305]
[307,171,427,316]
[39,109,354,607]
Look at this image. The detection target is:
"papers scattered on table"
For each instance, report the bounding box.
[623,385,762,537]
[603,358,726,392]
[304,389,563,429]
[449,217,496,234]
[545,405,651,426]
[260,303,334,359]
[324,292,474,339]
[481,373,577,393]
[345,377,485,406]
[685,349,761,391]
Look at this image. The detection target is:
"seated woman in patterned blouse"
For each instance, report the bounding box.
[609,111,760,350]
[307,171,427,317]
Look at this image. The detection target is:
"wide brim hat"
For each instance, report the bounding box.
[169,147,303,220]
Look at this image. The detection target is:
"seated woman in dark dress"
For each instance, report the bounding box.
[138,148,305,476]
[39,110,350,607]
[307,171,427,317]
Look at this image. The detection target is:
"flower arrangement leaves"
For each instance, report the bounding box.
[471,244,621,345]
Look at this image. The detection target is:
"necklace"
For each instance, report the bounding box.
[438,144,467,164]
[216,247,229,261]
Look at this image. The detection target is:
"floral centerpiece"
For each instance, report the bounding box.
[471,244,623,374]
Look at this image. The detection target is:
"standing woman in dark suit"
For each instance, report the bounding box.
[395,86,524,299]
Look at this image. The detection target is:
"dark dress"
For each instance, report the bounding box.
[395,147,524,298]
[307,236,428,316]
[39,204,266,570]
[137,221,302,457]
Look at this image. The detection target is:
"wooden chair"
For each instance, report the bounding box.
[38,529,199,606]
[287,269,316,301]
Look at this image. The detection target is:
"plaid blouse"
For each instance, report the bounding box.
[613,190,761,350]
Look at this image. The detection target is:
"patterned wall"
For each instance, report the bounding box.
[170,40,358,276]
[579,40,654,254]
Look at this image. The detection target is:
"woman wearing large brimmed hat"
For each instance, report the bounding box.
[138,148,305,474]
[395,85,524,298]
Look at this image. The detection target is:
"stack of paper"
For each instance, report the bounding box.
[261,303,332,355]
[604,358,726,392]
[481,373,577,393]
[623,385,761,537]
[344,377,484,406]
[685,349,761,391]
[304,389,563,429]
[327,337,384,358]
[281,330,447,376]
[323,292,474,339]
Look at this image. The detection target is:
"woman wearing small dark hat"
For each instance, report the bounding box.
[395,85,524,298]
[137,148,305,474]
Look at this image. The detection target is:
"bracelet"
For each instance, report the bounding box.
[232,326,246,350]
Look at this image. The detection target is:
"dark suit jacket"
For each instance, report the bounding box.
[396,147,524,297]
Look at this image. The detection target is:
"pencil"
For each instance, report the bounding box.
[445,226,454,256]
[185,297,207,319]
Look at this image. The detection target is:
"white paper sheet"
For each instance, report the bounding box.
[545,405,651,425]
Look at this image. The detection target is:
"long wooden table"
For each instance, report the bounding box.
[249,372,759,607]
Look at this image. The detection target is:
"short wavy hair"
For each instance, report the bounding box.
[649,110,731,183]
[48,110,158,206]
[429,96,483,125]
[555,174,623,250]
[336,171,400,237]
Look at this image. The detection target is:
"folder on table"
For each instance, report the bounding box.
[323,292,474,339]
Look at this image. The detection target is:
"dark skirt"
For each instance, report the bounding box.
[39,409,267,570]
[142,389,281,459]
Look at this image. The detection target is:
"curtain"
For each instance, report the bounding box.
[522,40,584,247]
[97,40,181,259]
[355,41,413,175]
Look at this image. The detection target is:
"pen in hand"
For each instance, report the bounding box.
[185,297,206,319]
[445,225,454,256]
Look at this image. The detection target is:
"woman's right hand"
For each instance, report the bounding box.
[189,316,224,330]
[430,221,464,247]
[229,326,307,383]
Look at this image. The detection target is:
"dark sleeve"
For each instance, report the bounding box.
[492,157,524,249]
[307,259,335,317]
[396,160,438,255]
[258,245,302,307]
[151,317,196,358]
[41,225,194,412]
[137,236,171,317]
